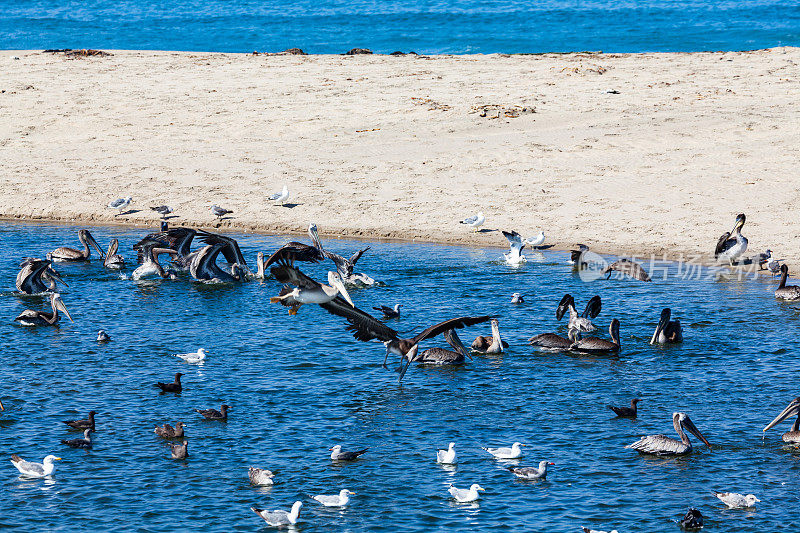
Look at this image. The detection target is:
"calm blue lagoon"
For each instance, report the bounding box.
[1,222,799,531]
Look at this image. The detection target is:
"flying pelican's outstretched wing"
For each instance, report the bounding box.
[265,243,324,268]
[409,316,492,345]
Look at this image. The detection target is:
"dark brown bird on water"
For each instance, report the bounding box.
[156,373,183,393]
[61,429,93,449]
[63,410,96,430]
[154,421,185,439]
[170,440,188,459]
[609,398,641,418]
[195,404,231,421]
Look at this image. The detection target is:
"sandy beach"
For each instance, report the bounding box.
[1,48,798,264]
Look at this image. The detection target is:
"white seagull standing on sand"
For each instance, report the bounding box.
[460,212,485,232]
[107,197,132,215]
[483,442,525,459]
[174,348,206,364]
[313,489,355,507]
[714,491,760,509]
[10,454,61,478]
[448,483,485,503]
[269,185,290,206]
[502,230,527,265]
[251,501,303,526]
[436,442,457,464]
[211,205,233,219]
[525,231,546,248]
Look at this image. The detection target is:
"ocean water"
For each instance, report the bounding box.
[1,221,799,531]
[1,0,798,54]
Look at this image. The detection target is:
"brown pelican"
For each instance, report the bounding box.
[502,230,527,265]
[570,319,620,354]
[131,238,178,280]
[265,224,326,268]
[626,412,711,455]
[557,294,601,332]
[398,329,471,379]
[374,304,401,319]
[138,227,197,266]
[715,213,748,265]
[763,397,800,444]
[650,308,683,344]
[103,239,125,269]
[188,233,248,282]
[602,259,651,281]
[306,224,373,285]
[269,265,354,314]
[471,318,507,353]
[47,229,105,262]
[608,398,640,418]
[254,251,266,280]
[14,293,74,326]
[679,508,703,529]
[528,328,581,351]
[775,264,800,301]
[16,258,67,294]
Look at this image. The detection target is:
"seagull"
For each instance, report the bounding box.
[154,421,185,439]
[436,442,457,464]
[107,197,132,215]
[329,445,368,461]
[175,348,206,364]
[211,205,233,219]
[313,489,355,507]
[170,440,188,459]
[194,404,231,421]
[502,230,527,265]
[714,491,760,509]
[509,460,553,480]
[766,254,783,276]
[61,429,93,449]
[373,304,401,319]
[248,467,275,486]
[460,212,485,231]
[251,501,303,527]
[581,528,619,533]
[96,330,110,342]
[525,231,546,248]
[511,292,524,304]
[155,373,182,393]
[10,454,61,477]
[448,483,485,503]
[269,185,290,206]
[483,442,525,459]
[63,410,96,431]
[150,205,173,219]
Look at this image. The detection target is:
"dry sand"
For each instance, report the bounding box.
[1,48,798,265]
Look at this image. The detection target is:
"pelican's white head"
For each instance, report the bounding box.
[328,271,354,307]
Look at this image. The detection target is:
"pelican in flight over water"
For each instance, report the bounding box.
[16,258,67,294]
[715,213,748,265]
[557,294,601,332]
[650,308,683,344]
[398,329,471,379]
[103,239,125,269]
[763,397,800,444]
[269,264,354,315]
[570,319,621,354]
[47,229,105,262]
[602,259,652,281]
[15,293,74,326]
[775,264,800,301]
[626,412,711,455]
[502,230,527,265]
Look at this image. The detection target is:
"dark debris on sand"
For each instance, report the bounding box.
[344,48,373,55]
[43,49,113,58]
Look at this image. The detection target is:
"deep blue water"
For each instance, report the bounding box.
[1,222,800,531]
[1,1,799,53]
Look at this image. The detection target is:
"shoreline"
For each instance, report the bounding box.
[2,48,799,269]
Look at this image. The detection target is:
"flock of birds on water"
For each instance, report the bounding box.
[6,197,800,531]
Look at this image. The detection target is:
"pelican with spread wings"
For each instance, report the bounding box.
[269,264,354,315]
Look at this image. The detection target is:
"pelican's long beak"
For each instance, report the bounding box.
[56,298,74,322]
[445,329,471,359]
[763,399,800,432]
[398,345,418,380]
[87,233,106,260]
[683,416,712,449]
[309,223,325,253]
[331,275,354,307]
[48,268,68,287]
[650,308,670,345]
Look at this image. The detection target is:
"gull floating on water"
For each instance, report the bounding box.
[448,483,484,502]
[502,230,527,265]
[248,467,275,486]
[269,185,290,206]
[460,212,485,231]
[211,205,233,219]
[154,421,185,439]
[374,303,402,319]
[714,491,760,509]
[61,429,93,449]
[483,442,525,459]
[175,348,206,364]
[251,501,303,526]
[313,489,355,507]
[195,404,231,421]
[436,442,457,464]
[63,410,96,431]
[170,440,188,459]
[155,373,183,393]
[329,445,368,461]
[511,292,524,304]
[509,460,553,480]
[97,330,110,342]
[10,454,61,477]
[582,528,619,533]
[108,197,132,215]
